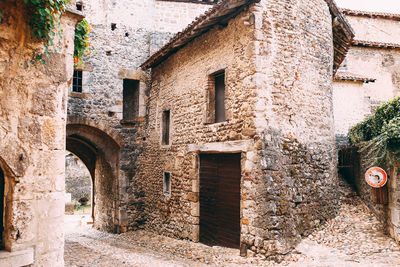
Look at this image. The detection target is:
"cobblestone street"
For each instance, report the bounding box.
[65,179,400,266]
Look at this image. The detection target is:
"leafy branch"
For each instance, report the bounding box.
[24,0,69,56]
[349,97,400,166]
[74,19,91,67]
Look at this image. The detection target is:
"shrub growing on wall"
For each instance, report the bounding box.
[1,1,90,65]
[349,97,400,165]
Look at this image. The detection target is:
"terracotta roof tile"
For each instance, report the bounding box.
[352,40,400,50]
[334,71,376,83]
[141,0,354,73]
[341,8,400,21]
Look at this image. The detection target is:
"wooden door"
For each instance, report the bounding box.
[199,153,241,249]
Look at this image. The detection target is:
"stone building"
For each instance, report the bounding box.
[137,0,353,257]
[66,0,214,233]
[333,9,400,145]
[0,1,82,266]
[333,9,400,246]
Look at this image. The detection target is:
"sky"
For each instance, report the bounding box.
[335,0,400,14]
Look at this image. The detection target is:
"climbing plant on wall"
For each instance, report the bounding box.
[349,97,400,166]
[74,19,91,67]
[1,0,90,65]
[24,0,69,58]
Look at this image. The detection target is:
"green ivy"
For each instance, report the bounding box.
[2,1,91,65]
[74,19,91,67]
[349,97,400,165]
[24,0,69,55]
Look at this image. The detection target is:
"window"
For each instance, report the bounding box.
[111,23,117,31]
[206,70,226,124]
[162,110,170,145]
[72,70,83,92]
[122,79,139,121]
[0,168,4,249]
[76,3,83,11]
[163,172,171,195]
[214,72,226,122]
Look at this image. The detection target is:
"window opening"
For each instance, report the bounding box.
[76,3,83,11]
[72,70,83,93]
[122,79,139,121]
[162,110,170,145]
[163,172,171,195]
[214,72,226,122]
[111,23,117,31]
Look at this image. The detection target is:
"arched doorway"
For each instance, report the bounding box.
[65,152,93,217]
[66,123,121,233]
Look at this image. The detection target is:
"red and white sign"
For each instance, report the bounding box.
[365,167,387,188]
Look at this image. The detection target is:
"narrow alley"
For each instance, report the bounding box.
[64,178,400,267]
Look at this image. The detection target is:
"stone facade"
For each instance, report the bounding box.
[334,9,400,247]
[0,1,81,266]
[138,0,351,258]
[340,147,400,246]
[65,153,91,202]
[333,10,400,145]
[67,0,213,233]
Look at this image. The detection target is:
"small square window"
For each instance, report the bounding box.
[72,70,82,92]
[163,172,171,195]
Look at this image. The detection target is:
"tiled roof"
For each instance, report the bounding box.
[334,71,376,83]
[352,40,400,50]
[141,0,354,73]
[341,8,400,21]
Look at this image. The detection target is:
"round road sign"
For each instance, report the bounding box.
[365,167,387,188]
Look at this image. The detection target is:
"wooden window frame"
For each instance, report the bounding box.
[205,69,226,124]
[72,70,83,93]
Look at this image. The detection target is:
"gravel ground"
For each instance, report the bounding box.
[65,179,400,267]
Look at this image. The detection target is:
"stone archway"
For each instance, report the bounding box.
[66,122,121,233]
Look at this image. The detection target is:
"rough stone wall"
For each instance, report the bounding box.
[136,5,257,238]
[333,14,400,142]
[154,1,212,32]
[67,0,216,232]
[138,0,337,258]
[65,153,91,202]
[247,0,337,256]
[388,165,400,244]
[0,1,80,266]
[348,149,400,245]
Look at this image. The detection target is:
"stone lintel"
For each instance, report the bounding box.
[187,140,253,154]
[117,69,147,82]
[68,92,91,98]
